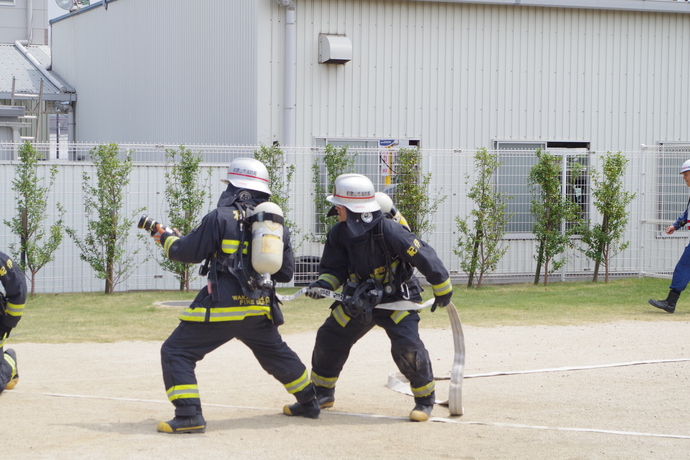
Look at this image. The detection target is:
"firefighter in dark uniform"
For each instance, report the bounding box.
[306,174,453,422]
[0,250,27,394]
[151,158,319,434]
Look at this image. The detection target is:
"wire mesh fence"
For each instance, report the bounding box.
[0,141,687,294]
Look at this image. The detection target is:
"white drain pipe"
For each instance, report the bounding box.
[17,0,34,45]
[275,0,296,146]
[14,40,66,91]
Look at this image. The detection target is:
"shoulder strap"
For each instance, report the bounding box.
[373,219,393,258]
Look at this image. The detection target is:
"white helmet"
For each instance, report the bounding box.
[327,174,381,213]
[221,158,271,195]
[375,191,411,231]
[375,192,395,215]
[681,159,690,174]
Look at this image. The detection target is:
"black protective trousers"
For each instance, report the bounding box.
[311,308,435,405]
[161,316,314,417]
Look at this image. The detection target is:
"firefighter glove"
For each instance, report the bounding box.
[0,323,11,340]
[151,223,173,245]
[431,291,452,313]
[307,279,332,299]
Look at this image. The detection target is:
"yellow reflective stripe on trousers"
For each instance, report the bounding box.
[3,348,16,376]
[311,371,338,389]
[166,384,200,401]
[432,278,452,296]
[390,310,409,324]
[5,302,24,317]
[221,239,248,254]
[331,304,351,327]
[284,369,311,394]
[179,305,271,322]
[411,380,435,398]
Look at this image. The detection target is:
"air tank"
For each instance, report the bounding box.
[250,201,284,283]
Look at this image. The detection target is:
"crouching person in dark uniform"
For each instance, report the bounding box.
[151,158,319,434]
[0,250,26,394]
[306,174,453,422]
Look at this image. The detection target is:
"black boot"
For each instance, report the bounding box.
[157,414,206,434]
[409,403,434,422]
[283,397,320,419]
[648,290,680,313]
[315,386,335,409]
[3,349,18,390]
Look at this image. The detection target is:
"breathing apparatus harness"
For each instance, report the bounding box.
[338,219,414,324]
[202,189,286,325]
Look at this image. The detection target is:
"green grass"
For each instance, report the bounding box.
[8,277,685,344]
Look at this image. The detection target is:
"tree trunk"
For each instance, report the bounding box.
[534,241,545,285]
[30,270,36,297]
[592,214,610,283]
[467,228,482,288]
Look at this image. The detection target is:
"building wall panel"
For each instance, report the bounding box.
[279,1,690,151]
[51,0,258,145]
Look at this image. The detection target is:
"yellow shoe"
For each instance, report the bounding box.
[409,404,433,422]
[4,349,18,390]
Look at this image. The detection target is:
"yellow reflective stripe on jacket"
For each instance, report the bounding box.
[318,273,340,290]
[166,384,200,401]
[163,235,179,257]
[331,304,351,327]
[411,380,435,398]
[432,278,452,297]
[221,239,248,255]
[5,302,24,317]
[390,310,409,324]
[284,369,311,394]
[311,371,338,389]
[179,305,271,322]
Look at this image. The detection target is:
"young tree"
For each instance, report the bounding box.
[254,144,300,247]
[393,147,445,238]
[310,144,356,243]
[4,142,65,296]
[454,148,512,288]
[157,146,211,291]
[66,144,143,294]
[576,151,635,282]
[529,149,583,286]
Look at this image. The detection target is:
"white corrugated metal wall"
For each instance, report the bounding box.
[276,1,690,150]
[49,1,690,150]
[0,142,685,294]
[50,0,258,145]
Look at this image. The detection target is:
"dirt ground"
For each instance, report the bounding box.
[3,319,690,459]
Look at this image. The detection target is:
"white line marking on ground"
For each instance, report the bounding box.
[14,391,690,440]
[462,358,690,379]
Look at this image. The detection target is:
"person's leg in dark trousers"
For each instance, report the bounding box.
[159,321,235,433]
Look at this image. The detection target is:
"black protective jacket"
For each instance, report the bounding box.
[0,251,26,332]
[159,190,294,323]
[317,217,451,304]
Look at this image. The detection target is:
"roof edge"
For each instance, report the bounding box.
[409,0,690,14]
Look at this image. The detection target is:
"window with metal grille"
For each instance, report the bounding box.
[657,143,690,224]
[495,141,590,235]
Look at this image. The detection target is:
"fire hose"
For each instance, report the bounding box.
[277,289,465,416]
